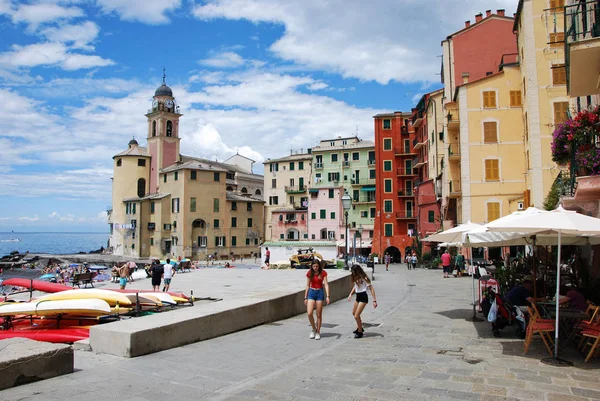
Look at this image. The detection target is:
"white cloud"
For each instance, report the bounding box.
[40,21,100,50]
[411,93,423,103]
[0,42,114,70]
[199,52,245,68]
[96,0,181,24]
[17,215,40,222]
[194,0,519,84]
[11,2,84,31]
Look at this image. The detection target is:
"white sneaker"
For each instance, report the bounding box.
[315,333,321,340]
[309,331,315,339]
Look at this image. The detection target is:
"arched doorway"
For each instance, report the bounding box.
[384,246,402,263]
[286,228,300,241]
[192,219,208,256]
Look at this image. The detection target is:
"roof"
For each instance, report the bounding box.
[161,160,228,174]
[373,112,411,118]
[181,154,252,175]
[123,193,170,202]
[113,146,150,158]
[311,140,375,153]
[224,153,255,163]
[262,241,337,247]
[155,84,173,97]
[445,14,515,42]
[514,0,524,32]
[453,70,505,101]
[264,153,313,164]
[226,193,264,203]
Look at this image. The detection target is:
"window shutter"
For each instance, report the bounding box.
[223,237,226,247]
[554,102,569,124]
[485,160,499,181]
[487,203,500,222]
[215,236,218,246]
[483,122,498,143]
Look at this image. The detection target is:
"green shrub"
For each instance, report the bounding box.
[422,252,433,263]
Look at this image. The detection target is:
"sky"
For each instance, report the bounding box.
[0,0,519,233]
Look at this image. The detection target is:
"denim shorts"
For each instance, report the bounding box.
[307,288,324,301]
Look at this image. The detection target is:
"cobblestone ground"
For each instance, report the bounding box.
[2,263,599,401]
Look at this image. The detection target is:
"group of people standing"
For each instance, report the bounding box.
[304,261,377,340]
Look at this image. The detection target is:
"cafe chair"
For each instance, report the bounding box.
[581,329,600,363]
[576,305,599,346]
[524,306,555,356]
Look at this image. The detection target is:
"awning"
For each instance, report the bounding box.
[361,186,376,192]
[336,239,372,248]
[308,188,319,193]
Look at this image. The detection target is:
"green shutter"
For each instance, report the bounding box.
[232,236,236,246]
[320,209,326,219]
[215,236,219,246]
[311,212,316,219]
[330,212,335,219]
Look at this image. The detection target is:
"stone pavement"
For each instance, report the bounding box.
[2,263,599,401]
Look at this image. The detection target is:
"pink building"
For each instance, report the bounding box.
[308,187,343,241]
[269,208,308,241]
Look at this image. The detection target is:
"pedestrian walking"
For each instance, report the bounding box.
[150,259,163,291]
[384,252,391,271]
[116,263,130,290]
[411,252,417,270]
[262,247,271,269]
[304,260,330,340]
[162,258,175,292]
[441,250,451,278]
[347,265,377,338]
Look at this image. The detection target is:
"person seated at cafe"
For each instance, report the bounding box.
[558,286,588,312]
[506,275,535,306]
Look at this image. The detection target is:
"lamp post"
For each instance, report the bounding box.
[341,191,352,270]
[357,224,363,262]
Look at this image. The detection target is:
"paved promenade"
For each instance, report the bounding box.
[2,263,599,401]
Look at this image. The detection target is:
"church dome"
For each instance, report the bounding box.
[155,83,173,97]
[128,138,139,147]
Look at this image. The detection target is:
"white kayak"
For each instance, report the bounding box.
[0,299,111,317]
[36,289,132,307]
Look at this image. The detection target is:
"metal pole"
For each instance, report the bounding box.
[554,231,562,358]
[344,211,349,270]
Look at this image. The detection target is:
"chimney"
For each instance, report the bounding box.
[465,20,471,28]
[486,10,492,17]
[475,13,483,22]
[462,72,470,84]
[497,9,505,16]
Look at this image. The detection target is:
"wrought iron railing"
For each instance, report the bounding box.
[565,0,600,91]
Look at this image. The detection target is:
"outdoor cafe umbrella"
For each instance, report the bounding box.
[487,205,600,364]
[424,222,483,321]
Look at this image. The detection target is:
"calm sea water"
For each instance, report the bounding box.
[0,232,108,255]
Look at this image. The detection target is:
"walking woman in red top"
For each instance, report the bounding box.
[304,260,330,340]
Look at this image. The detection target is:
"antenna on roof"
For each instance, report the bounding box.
[162,67,166,85]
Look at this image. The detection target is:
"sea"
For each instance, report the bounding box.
[0,232,108,256]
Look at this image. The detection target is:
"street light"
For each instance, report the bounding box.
[341,191,352,270]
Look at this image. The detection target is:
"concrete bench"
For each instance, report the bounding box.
[0,338,73,390]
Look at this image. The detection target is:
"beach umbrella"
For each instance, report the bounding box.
[39,274,56,281]
[88,265,106,271]
[488,205,600,363]
[424,221,484,322]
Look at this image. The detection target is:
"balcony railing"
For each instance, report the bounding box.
[368,159,376,166]
[396,210,416,219]
[397,189,414,197]
[315,162,323,169]
[351,178,376,186]
[397,168,417,176]
[449,181,462,198]
[394,147,415,156]
[284,185,307,193]
[354,196,376,204]
[565,0,600,95]
[449,143,461,160]
[343,160,350,167]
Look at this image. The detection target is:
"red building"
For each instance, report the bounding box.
[411,93,441,254]
[372,112,416,262]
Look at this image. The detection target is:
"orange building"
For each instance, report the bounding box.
[372,112,416,262]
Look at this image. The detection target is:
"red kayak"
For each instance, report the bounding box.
[1,278,71,293]
[0,328,89,343]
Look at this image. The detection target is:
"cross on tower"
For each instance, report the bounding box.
[162,67,166,85]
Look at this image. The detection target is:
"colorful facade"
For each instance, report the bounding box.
[263,153,313,242]
[372,112,416,261]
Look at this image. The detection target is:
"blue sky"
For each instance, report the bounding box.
[0,0,518,232]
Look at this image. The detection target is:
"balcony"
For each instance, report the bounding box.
[565,0,600,97]
[351,178,376,186]
[396,209,416,219]
[342,160,350,168]
[449,181,462,198]
[413,139,427,150]
[449,143,461,161]
[368,159,376,166]
[397,168,417,176]
[394,147,416,156]
[283,219,299,225]
[414,160,427,169]
[354,195,376,204]
[446,104,459,129]
[285,185,307,194]
[315,162,323,169]
[397,189,414,197]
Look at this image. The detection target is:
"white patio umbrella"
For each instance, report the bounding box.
[487,205,600,361]
[423,221,483,321]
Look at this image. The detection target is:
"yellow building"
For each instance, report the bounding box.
[445,65,527,224]
[515,0,572,208]
[108,79,264,259]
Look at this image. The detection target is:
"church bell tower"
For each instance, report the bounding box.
[146,70,183,194]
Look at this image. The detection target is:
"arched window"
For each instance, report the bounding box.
[116,159,122,167]
[152,121,156,136]
[279,215,283,221]
[137,178,146,198]
[320,228,327,240]
[166,120,173,137]
[193,219,206,228]
[241,187,248,194]
[255,189,261,195]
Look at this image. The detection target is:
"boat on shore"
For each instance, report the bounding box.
[0,239,20,243]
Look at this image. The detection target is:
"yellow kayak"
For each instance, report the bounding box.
[36,289,132,307]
